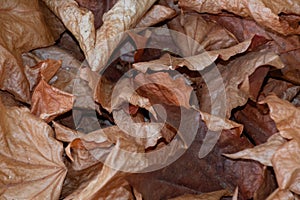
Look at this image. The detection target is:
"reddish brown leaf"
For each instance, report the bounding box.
[31,79,74,123]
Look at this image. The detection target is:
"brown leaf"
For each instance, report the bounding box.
[53,121,85,142]
[178,0,300,35]
[24,59,62,91]
[134,72,193,109]
[168,189,231,200]
[43,0,157,72]
[0,0,55,60]
[0,45,30,103]
[199,51,284,117]
[0,101,67,199]
[272,140,300,194]
[224,133,286,166]
[133,37,255,73]
[136,5,177,28]
[31,79,74,123]
[234,102,278,145]
[260,94,300,140]
[266,189,295,200]
[168,13,238,56]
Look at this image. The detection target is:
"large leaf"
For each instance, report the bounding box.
[0,101,67,199]
[178,0,300,35]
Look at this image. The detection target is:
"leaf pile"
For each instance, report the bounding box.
[1,0,300,199]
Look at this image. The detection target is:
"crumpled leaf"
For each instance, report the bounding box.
[133,36,255,73]
[94,75,155,116]
[199,51,284,117]
[136,4,177,28]
[43,0,157,72]
[261,94,300,140]
[168,13,238,56]
[224,133,286,166]
[24,59,62,91]
[259,78,300,103]
[0,100,67,199]
[266,188,295,200]
[134,72,193,109]
[168,189,231,200]
[0,0,55,60]
[234,102,278,145]
[0,45,30,103]
[53,121,85,142]
[31,79,74,123]
[272,140,300,194]
[178,0,300,35]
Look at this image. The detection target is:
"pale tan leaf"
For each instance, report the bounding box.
[178,0,300,35]
[260,94,300,140]
[136,5,177,28]
[0,101,67,199]
[31,79,74,123]
[224,133,286,166]
[168,189,231,200]
[272,140,300,194]
[266,188,295,200]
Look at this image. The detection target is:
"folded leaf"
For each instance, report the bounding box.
[31,79,74,123]
[0,101,67,199]
[224,133,286,166]
[178,0,300,35]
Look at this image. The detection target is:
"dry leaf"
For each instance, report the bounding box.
[260,94,300,140]
[53,121,85,142]
[24,59,62,91]
[266,188,295,200]
[178,0,300,35]
[134,72,193,109]
[168,189,231,200]
[31,79,74,123]
[199,51,284,117]
[168,13,238,56]
[224,133,286,166]
[136,5,177,28]
[43,0,157,72]
[0,101,67,199]
[133,37,255,73]
[0,45,30,103]
[272,140,300,194]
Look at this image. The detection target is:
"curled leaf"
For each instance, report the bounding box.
[224,133,286,166]
[31,79,74,123]
[168,189,231,200]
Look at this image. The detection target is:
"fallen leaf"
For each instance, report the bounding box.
[260,94,300,140]
[136,5,177,28]
[266,188,295,200]
[31,79,74,123]
[168,189,231,200]
[272,140,300,194]
[178,0,300,35]
[224,133,286,166]
[0,100,67,199]
[134,72,193,109]
[0,45,30,103]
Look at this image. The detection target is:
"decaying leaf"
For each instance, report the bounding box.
[168,189,231,200]
[224,133,286,166]
[0,100,67,199]
[178,0,300,35]
[31,79,74,123]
